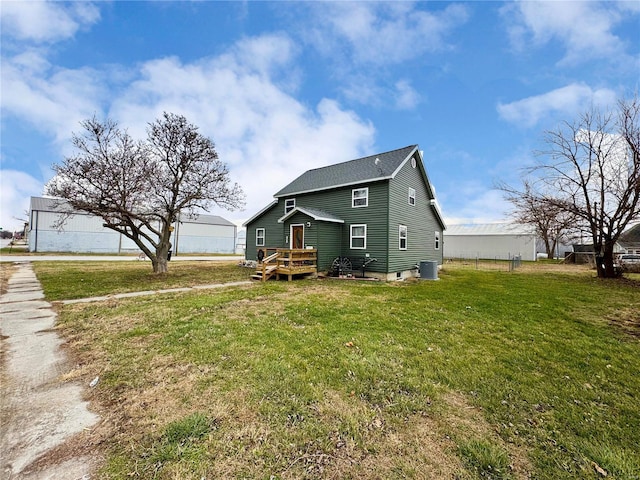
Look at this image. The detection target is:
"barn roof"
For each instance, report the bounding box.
[29,196,234,226]
[445,223,536,236]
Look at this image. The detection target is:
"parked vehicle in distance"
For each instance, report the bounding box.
[619,254,640,265]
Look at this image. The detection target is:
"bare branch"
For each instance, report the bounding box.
[499,96,640,277]
[46,113,245,273]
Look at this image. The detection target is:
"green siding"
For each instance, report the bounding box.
[289,181,390,273]
[316,222,343,272]
[387,153,443,273]
[245,201,285,260]
[245,150,443,275]
[280,211,343,272]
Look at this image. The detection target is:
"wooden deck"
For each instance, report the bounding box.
[252,248,317,281]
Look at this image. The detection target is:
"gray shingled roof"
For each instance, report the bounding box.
[619,224,640,247]
[274,145,418,197]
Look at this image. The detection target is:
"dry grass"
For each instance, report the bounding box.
[41,264,640,479]
[0,262,17,295]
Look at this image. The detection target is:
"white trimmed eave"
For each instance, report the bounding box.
[430,199,447,230]
[278,207,344,224]
[274,177,392,198]
[389,145,420,179]
[242,199,278,227]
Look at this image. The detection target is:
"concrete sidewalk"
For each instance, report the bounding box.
[1,262,98,479]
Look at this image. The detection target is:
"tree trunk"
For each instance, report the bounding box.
[152,240,172,274]
[596,246,619,278]
[154,257,169,274]
[542,235,554,258]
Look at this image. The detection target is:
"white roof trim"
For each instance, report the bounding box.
[389,145,419,179]
[430,199,447,230]
[274,177,392,198]
[278,207,344,224]
[243,199,278,226]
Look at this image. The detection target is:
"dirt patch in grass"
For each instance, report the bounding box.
[442,392,532,479]
[517,262,592,275]
[607,306,640,338]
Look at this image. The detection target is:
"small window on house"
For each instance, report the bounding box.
[435,231,440,250]
[256,228,265,247]
[408,187,416,206]
[352,187,368,208]
[285,198,295,214]
[350,224,367,249]
[399,225,407,250]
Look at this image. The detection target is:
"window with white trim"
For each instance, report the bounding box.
[435,231,440,250]
[256,228,265,246]
[408,187,416,206]
[352,187,368,208]
[350,224,367,249]
[399,225,407,250]
[285,198,295,214]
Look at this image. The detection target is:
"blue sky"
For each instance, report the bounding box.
[1,1,639,232]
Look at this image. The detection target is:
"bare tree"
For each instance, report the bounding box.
[499,179,578,259]
[47,112,245,273]
[505,96,640,278]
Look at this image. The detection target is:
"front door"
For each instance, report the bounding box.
[291,225,304,249]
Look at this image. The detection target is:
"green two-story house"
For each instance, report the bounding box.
[243,145,446,280]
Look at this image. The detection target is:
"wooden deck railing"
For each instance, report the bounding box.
[256,248,317,281]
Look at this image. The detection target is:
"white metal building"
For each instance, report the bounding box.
[443,223,538,261]
[28,196,236,254]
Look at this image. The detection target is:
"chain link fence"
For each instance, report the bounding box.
[443,255,523,272]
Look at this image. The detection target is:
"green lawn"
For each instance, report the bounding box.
[33,261,253,300]
[42,264,640,479]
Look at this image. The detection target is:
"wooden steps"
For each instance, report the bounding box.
[251,248,317,282]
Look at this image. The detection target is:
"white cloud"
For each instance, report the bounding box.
[1,52,108,145]
[304,2,469,66]
[0,1,100,43]
[394,80,421,110]
[108,35,375,219]
[2,31,376,223]
[502,1,636,65]
[442,187,511,226]
[0,170,43,231]
[497,83,617,128]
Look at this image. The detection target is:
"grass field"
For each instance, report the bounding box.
[33,260,253,300]
[34,262,640,479]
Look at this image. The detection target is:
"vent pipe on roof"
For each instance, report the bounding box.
[374,157,380,165]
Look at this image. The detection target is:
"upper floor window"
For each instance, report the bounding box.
[408,187,416,206]
[350,224,367,249]
[256,228,265,247]
[285,198,295,214]
[399,225,407,250]
[352,187,368,208]
[435,231,440,250]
